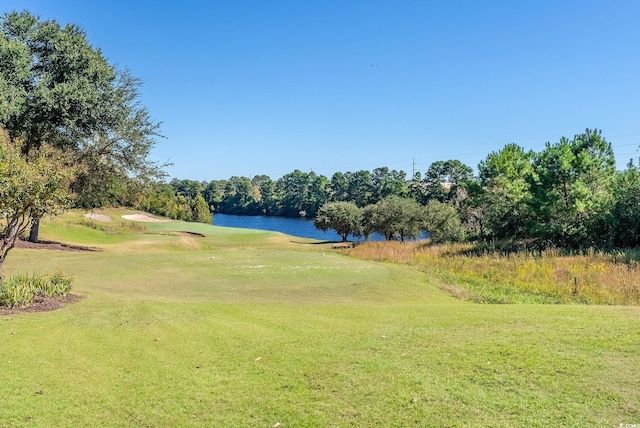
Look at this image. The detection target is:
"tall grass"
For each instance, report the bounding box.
[0,271,74,308]
[349,241,640,305]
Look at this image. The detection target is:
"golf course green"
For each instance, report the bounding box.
[1,209,639,426]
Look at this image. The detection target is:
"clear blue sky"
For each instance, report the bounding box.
[3,1,640,181]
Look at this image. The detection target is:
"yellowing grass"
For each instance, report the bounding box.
[349,242,640,305]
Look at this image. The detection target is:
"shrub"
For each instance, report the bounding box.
[0,271,74,308]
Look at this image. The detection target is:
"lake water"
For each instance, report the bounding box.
[212,214,384,241]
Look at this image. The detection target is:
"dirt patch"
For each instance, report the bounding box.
[14,238,100,252]
[0,294,84,316]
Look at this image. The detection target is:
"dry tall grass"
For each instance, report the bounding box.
[349,241,640,305]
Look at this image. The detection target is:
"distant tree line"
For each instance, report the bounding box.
[167,161,474,220]
[146,129,640,249]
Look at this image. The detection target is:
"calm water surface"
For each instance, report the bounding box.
[212,214,385,241]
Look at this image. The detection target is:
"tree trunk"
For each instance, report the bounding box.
[28,218,40,243]
[0,223,19,281]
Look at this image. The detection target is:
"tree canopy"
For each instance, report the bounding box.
[313,202,363,242]
[0,129,72,276]
[0,10,164,240]
[189,128,638,250]
[363,196,424,242]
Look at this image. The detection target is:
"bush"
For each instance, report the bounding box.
[0,271,74,308]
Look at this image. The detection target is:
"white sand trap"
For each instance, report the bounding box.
[84,213,112,222]
[122,214,169,223]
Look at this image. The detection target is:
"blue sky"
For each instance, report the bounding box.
[3,1,640,181]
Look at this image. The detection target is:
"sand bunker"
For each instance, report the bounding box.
[84,213,112,222]
[121,214,169,223]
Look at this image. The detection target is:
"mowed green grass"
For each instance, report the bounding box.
[1,210,639,427]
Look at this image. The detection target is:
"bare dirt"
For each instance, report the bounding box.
[14,238,99,252]
[0,294,83,316]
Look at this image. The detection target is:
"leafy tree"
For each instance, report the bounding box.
[371,167,408,201]
[313,202,363,242]
[71,157,127,210]
[607,162,640,248]
[0,10,164,241]
[256,177,279,216]
[408,171,427,203]
[423,200,463,243]
[528,129,615,247]
[276,170,328,217]
[191,194,212,224]
[363,196,424,241]
[454,181,488,239]
[329,172,350,202]
[478,144,534,239]
[170,179,202,201]
[136,183,193,221]
[203,179,226,212]
[306,173,330,217]
[0,131,72,276]
[421,160,474,204]
[345,170,374,207]
[220,176,259,215]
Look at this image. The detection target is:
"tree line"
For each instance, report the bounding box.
[2,10,640,280]
[161,129,640,249]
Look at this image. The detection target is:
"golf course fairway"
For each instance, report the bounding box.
[1,209,639,426]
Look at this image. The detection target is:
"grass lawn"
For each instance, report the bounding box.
[1,209,639,426]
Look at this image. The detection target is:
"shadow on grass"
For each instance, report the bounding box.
[290,240,357,248]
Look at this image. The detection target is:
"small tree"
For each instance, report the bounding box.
[191,194,212,224]
[314,202,363,242]
[423,200,463,243]
[0,131,72,276]
[363,196,424,242]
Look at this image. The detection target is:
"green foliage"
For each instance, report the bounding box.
[137,183,193,221]
[0,132,72,274]
[608,163,640,247]
[140,126,636,251]
[0,10,164,237]
[419,159,474,204]
[363,195,424,241]
[0,271,73,308]
[219,176,261,214]
[423,200,464,243]
[528,129,615,247]
[313,201,363,241]
[370,167,408,200]
[276,170,329,217]
[191,194,212,224]
[170,178,202,200]
[479,144,534,238]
